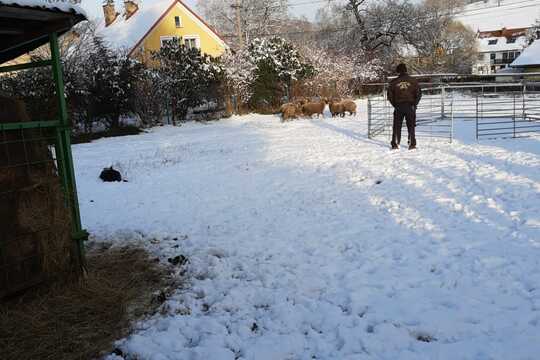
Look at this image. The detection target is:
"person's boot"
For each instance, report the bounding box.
[391,143,399,150]
[409,144,417,150]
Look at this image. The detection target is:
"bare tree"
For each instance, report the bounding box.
[196,0,289,48]
[401,0,476,74]
[345,0,416,54]
[439,21,478,74]
[402,0,464,57]
[300,45,382,97]
[526,18,540,45]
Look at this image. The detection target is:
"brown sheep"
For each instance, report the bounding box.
[329,99,345,118]
[295,97,308,106]
[280,103,299,122]
[341,99,357,116]
[302,98,327,118]
[293,98,307,117]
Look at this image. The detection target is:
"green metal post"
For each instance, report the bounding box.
[49,32,87,266]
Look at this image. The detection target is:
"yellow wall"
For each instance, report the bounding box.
[133,2,227,61]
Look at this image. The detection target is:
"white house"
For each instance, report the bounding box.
[455,0,540,74]
[510,39,540,78]
[473,28,527,74]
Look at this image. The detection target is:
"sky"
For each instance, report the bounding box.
[83,0,329,21]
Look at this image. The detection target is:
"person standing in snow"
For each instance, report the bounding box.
[387,63,422,150]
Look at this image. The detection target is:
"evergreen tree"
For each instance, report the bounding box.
[86,37,144,130]
[152,39,223,123]
[247,37,314,107]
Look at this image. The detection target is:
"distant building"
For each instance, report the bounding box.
[473,28,527,74]
[98,0,228,63]
[511,39,540,78]
[455,0,540,74]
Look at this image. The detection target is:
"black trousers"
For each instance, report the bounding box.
[391,103,416,147]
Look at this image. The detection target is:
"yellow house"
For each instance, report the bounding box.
[99,0,228,62]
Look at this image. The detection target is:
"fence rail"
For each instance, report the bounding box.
[368,87,453,142]
[367,82,540,141]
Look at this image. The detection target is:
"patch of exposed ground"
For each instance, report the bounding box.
[0,243,180,360]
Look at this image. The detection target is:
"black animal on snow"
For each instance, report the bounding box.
[99,167,122,182]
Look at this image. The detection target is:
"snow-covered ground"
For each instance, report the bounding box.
[74,101,540,360]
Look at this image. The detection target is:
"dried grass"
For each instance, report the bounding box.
[1,95,81,296]
[0,245,174,360]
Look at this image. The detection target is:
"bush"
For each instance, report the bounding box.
[223,37,314,111]
[152,40,223,123]
[86,37,145,130]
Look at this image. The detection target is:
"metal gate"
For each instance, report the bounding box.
[368,82,540,141]
[474,85,540,139]
[367,86,454,142]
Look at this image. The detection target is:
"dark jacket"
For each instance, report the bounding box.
[387,74,422,108]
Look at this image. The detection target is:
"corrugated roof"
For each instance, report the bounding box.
[0,0,86,16]
[0,0,86,63]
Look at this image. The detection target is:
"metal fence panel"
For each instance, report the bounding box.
[367,82,540,142]
[476,87,540,139]
[368,87,453,142]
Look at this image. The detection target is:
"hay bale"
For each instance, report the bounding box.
[0,96,81,298]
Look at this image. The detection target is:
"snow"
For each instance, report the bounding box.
[75,101,540,360]
[0,0,86,16]
[512,39,540,67]
[478,36,527,53]
[456,0,540,32]
[98,0,172,51]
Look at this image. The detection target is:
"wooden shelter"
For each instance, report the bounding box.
[0,0,87,297]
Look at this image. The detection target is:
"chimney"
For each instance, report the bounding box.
[124,0,139,20]
[103,0,118,27]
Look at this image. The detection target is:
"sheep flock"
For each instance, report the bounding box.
[279,98,357,122]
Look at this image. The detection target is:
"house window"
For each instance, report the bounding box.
[174,16,182,28]
[506,37,516,44]
[490,53,496,60]
[500,51,520,63]
[160,36,178,48]
[478,53,485,60]
[184,36,200,49]
[488,39,498,45]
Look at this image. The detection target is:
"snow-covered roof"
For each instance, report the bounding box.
[456,0,540,32]
[0,0,86,16]
[98,0,226,54]
[99,0,171,51]
[478,35,527,53]
[511,39,540,67]
[0,0,86,63]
